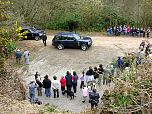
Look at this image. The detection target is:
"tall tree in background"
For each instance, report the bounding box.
[10,0,152,30]
[141,0,152,27]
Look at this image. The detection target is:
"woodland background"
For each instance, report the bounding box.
[8,0,152,31]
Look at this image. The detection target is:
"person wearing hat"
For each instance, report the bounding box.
[15,49,22,64]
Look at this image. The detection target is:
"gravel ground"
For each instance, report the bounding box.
[17,35,152,113]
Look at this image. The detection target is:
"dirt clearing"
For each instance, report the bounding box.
[17,35,151,112]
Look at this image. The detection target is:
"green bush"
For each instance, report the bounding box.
[6,41,16,54]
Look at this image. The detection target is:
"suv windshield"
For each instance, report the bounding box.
[73,34,81,40]
[29,27,37,32]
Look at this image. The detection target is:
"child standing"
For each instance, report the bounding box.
[80,71,85,89]
[60,76,66,95]
[82,85,88,103]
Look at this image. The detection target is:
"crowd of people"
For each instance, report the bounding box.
[28,44,152,110]
[27,38,152,110]
[28,63,114,110]
[29,51,143,110]
[107,25,151,38]
[137,40,152,64]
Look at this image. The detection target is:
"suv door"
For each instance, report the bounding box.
[52,35,61,46]
[64,35,78,47]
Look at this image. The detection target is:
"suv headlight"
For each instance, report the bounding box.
[88,41,91,45]
[39,33,43,36]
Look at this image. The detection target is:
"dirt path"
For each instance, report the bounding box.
[17,35,152,112]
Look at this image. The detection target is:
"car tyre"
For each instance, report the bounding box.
[81,44,88,51]
[57,44,64,50]
[35,36,40,41]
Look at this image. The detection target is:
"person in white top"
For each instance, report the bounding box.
[23,49,30,65]
[52,76,60,98]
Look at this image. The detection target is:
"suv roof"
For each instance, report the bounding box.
[56,32,76,36]
[22,26,33,29]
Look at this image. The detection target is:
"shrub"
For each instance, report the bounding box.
[6,41,16,54]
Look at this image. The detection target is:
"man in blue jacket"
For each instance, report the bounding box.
[15,49,22,64]
[28,81,37,103]
[116,57,123,78]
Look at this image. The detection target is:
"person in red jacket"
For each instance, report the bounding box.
[60,76,66,95]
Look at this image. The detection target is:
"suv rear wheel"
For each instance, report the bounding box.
[81,44,88,51]
[35,36,40,41]
[57,44,64,50]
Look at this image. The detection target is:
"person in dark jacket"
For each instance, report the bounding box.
[65,71,72,96]
[34,72,40,80]
[93,67,99,80]
[86,67,94,83]
[42,35,47,46]
[89,89,100,110]
[143,28,146,37]
[36,77,43,96]
[72,71,78,93]
[98,64,104,86]
[35,72,43,96]
[147,27,151,38]
[43,75,51,97]
[117,57,123,69]
[80,71,85,89]
[139,40,146,49]
[116,57,123,78]
[86,67,94,75]
[15,49,22,64]
[145,43,150,57]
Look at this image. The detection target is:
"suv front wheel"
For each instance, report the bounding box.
[35,36,40,41]
[57,44,64,50]
[81,44,88,51]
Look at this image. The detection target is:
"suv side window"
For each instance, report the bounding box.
[67,35,75,40]
[54,35,60,40]
[61,35,68,40]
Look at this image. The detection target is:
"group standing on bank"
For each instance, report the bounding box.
[107,25,151,38]
[15,49,30,65]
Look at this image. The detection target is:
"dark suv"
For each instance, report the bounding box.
[19,27,47,41]
[52,32,92,51]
